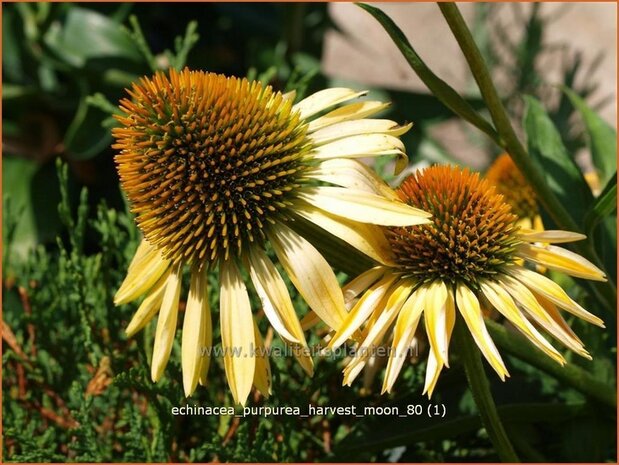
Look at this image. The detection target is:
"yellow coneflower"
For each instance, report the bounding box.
[328,165,605,397]
[486,153,543,232]
[112,68,431,404]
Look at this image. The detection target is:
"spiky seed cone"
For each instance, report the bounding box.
[113,69,310,265]
[386,166,522,288]
[486,153,538,220]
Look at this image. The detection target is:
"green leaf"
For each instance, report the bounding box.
[584,173,617,234]
[357,3,499,144]
[523,95,594,225]
[2,156,63,261]
[64,91,113,160]
[563,87,617,187]
[43,6,142,67]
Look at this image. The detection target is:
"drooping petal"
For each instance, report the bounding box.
[517,229,587,244]
[182,267,210,397]
[533,291,590,359]
[308,100,390,132]
[268,223,348,330]
[424,281,455,367]
[198,286,214,386]
[115,242,171,305]
[498,275,588,356]
[310,119,412,146]
[290,342,315,376]
[328,273,399,350]
[220,259,255,406]
[480,279,565,365]
[422,349,444,398]
[246,246,307,345]
[151,263,182,382]
[252,320,272,398]
[294,88,367,120]
[310,134,407,172]
[300,311,321,331]
[126,239,155,272]
[516,243,606,281]
[306,158,399,200]
[344,279,415,384]
[299,186,431,227]
[125,268,171,337]
[382,286,427,393]
[455,283,508,380]
[508,267,605,327]
[342,266,386,305]
[294,204,395,265]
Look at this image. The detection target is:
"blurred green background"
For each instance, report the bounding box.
[3,3,616,462]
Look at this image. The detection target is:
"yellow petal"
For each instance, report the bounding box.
[300,311,320,331]
[299,186,431,227]
[508,267,604,327]
[150,263,182,382]
[532,291,590,360]
[308,100,390,132]
[311,134,406,166]
[198,287,214,386]
[126,239,154,272]
[498,275,588,355]
[306,158,399,200]
[182,267,210,397]
[310,119,412,146]
[342,266,386,305]
[246,246,307,345]
[125,268,171,337]
[115,244,170,305]
[294,204,395,265]
[345,280,415,382]
[422,349,444,398]
[268,223,348,330]
[252,320,272,398]
[516,243,606,281]
[424,281,455,367]
[328,273,398,350]
[382,287,427,393]
[343,356,367,386]
[455,284,508,380]
[517,229,587,244]
[294,88,367,120]
[480,279,565,365]
[220,259,255,406]
[290,342,315,376]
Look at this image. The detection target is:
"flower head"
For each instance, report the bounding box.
[113,68,430,404]
[329,165,605,397]
[486,153,542,231]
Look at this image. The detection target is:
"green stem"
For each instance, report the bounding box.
[486,320,617,408]
[437,3,616,311]
[454,320,520,462]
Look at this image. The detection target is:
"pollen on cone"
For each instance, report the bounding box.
[113,68,309,266]
[386,165,522,286]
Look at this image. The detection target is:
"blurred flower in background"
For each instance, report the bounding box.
[485,153,543,232]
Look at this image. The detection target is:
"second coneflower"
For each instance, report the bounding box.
[112,68,431,404]
[486,153,543,232]
[328,165,605,397]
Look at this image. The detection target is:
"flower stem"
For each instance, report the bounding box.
[437,2,616,311]
[454,320,520,462]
